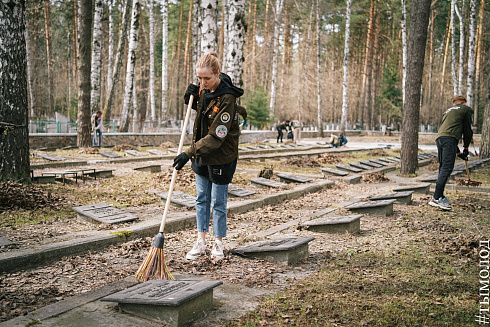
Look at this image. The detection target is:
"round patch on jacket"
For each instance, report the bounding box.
[216,125,228,138]
[220,112,231,123]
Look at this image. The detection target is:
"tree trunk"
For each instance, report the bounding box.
[120,0,140,132]
[0,0,30,183]
[219,0,227,67]
[225,0,246,87]
[183,0,194,85]
[175,0,186,120]
[268,0,284,120]
[473,0,484,126]
[43,0,54,115]
[279,3,291,91]
[363,0,375,130]
[250,2,257,84]
[400,0,431,175]
[149,0,156,122]
[451,0,458,95]
[73,0,78,85]
[340,0,352,134]
[427,9,435,116]
[103,0,131,122]
[466,0,477,107]
[90,0,104,115]
[316,0,323,137]
[200,0,218,54]
[25,16,36,119]
[77,0,93,147]
[262,0,271,89]
[480,75,490,158]
[162,0,169,121]
[455,1,465,94]
[107,0,114,98]
[440,14,451,116]
[401,0,407,106]
[371,10,380,129]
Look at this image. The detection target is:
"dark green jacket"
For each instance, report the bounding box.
[184,73,244,165]
[436,104,473,148]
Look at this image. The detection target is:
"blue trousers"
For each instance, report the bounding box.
[195,173,228,238]
[93,130,102,147]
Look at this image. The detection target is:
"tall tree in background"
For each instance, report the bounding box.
[161,0,169,121]
[104,0,131,122]
[481,76,490,158]
[360,0,375,130]
[455,1,465,95]
[175,0,185,120]
[225,0,246,86]
[25,14,36,118]
[269,0,284,120]
[316,0,323,137]
[466,0,477,107]
[401,0,407,105]
[77,0,93,147]
[400,0,431,175]
[149,0,156,122]
[340,0,352,134]
[473,0,484,126]
[107,0,114,104]
[0,0,30,183]
[200,0,218,54]
[450,0,458,95]
[43,0,54,115]
[120,0,141,132]
[90,0,104,115]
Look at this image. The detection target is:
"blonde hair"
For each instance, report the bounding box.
[196,51,221,74]
[452,95,467,104]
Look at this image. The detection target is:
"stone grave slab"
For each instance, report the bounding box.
[395,156,401,159]
[369,159,388,166]
[419,175,438,183]
[343,174,362,184]
[377,158,394,164]
[256,145,270,149]
[147,149,167,156]
[32,175,56,184]
[0,235,15,247]
[349,162,372,170]
[249,177,286,188]
[335,164,362,173]
[125,149,147,157]
[101,280,222,327]
[276,173,313,183]
[245,145,258,150]
[228,184,256,197]
[321,167,349,177]
[300,215,363,234]
[346,199,396,216]
[72,203,138,224]
[238,146,247,151]
[369,191,414,204]
[393,183,430,194]
[360,160,383,168]
[37,153,66,161]
[232,237,315,265]
[134,165,161,173]
[99,151,122,158]
[157,191,196,208]
[387,157,400,162]
[167,148,178,153]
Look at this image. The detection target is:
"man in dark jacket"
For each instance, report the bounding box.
[276,121,290,143]
[429,95,473,211]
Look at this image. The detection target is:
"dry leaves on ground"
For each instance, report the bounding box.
[159,141,178,149]
[0,182,66,213]
[361,172,391,183]
[113,144,137,151]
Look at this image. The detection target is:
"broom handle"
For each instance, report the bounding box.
[159,93,195,233]
[465,159,471,181]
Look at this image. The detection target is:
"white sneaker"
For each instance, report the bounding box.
[186,238,206,260]
[428,197,452,211]
[211,240,224,259]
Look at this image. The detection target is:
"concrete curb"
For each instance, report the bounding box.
[0,180,333,274]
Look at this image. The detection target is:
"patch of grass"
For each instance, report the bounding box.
[467,166,490,186]
[0,207,75,228]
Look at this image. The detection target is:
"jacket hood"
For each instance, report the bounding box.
[205,73,244,99]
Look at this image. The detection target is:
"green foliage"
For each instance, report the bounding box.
[242,85,270,128]
[378,57,402,123]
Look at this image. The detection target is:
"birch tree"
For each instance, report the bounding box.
[466,0,477,107]
[268,0,284,119]
[161,0,169,121]
[25,19,36,118]
[473,0,484,126]
[401,0,407,105]
[120,0,140,132]
[225,0,246,87]
[77,0,93,147]
[149,0,156,122]
[104,0,131,122]
[401,0,431,175]
[450,0,458,95]
[43,0,55,114]
[455,1,465,94]
[107,0,114,98]
[0,0,30,182]
[200,0,218,54]
[90,0,104,115]
[339,0,352,134]
[316,0,323,137]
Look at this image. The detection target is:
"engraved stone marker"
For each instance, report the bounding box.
[245,145,258,150]
[343,174,362,184]
[276,173,313,183]
[300,215,363,234]
[167,148,178,153]
[125,150,147,157]
[419,175,438,183]
[37,153,66,161]
[335,164,362,173]
[249,177,286,188]
[232,237,315,264]
[157,191,196,208]
[359,160,382,168]
[349,162,372,170]
[387,157,400,162]
[228,184,256,197]
[99,151,122,158]
[369,159,388,166]
[238,146,247,151]
[101,280,222,327]
[369,191,414,204]
[346,199,396,216]
[377,158,394,164]
[134,165,162,173]
[72,203,138,224]
[393,183,430,194]
[147,149,167,156]
[321,167,349,177]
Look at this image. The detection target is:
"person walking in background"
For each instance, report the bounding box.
[276,120,290,143]
[429,95,473,211]
[91,111,103,147]
[172,52,244,260]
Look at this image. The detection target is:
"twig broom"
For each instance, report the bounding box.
[135,94,195,282]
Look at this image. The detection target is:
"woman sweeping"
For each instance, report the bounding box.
[172,52,244,260]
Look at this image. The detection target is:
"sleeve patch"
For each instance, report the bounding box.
[220,112,231,123]
[216,125,228,138]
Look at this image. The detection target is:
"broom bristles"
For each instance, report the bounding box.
[135,247,175,282]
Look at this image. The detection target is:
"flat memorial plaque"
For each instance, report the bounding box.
[335,164,362,173]
[147,149,167,156]
[301,214,363,234]
[228,184,255,197]
[393,183,431,194]
[157,190,196,208]
[276,173,312,183]
[349,162,372,170]
[369,159,388,166]
[167,148,178,153]
[238,146,247,151]
[369,191,414,204]
[72,203,138,224]
[360,160,382,168]
[99,151,122,158]
[249,177,286,188]
[346,199,396,216]
[387,157,400,162]
[245,145,258,150]
[125,150,147,157]
[321,167,349,177]
[377,158,394,164]
[419,175,438,182]
[134,165,161,173]
[37,153,66,161]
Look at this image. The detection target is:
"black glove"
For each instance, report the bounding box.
[184,84,199,104]
[457,148,469,161]
[173,152,189,170]
[463,148,469,159]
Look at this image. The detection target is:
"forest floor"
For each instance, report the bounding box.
[1,140,489,326]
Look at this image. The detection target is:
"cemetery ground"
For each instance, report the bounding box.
[0,139,489,326]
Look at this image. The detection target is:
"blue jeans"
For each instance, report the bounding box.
[93,130,102,147]
[195,173,228,238]
[433,136,458,199]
